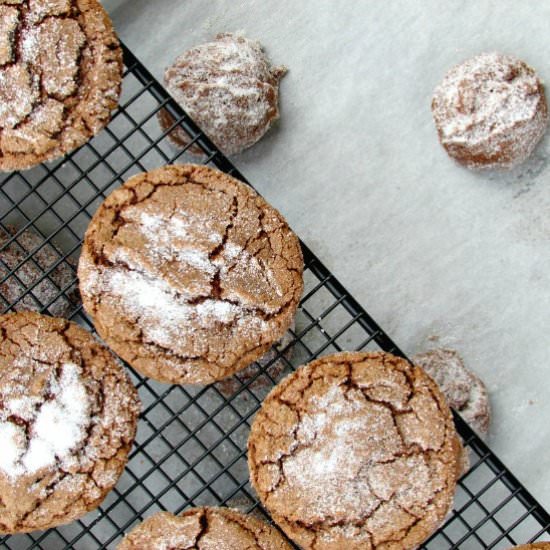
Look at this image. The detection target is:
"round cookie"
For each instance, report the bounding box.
[248,351,462,550]
[0,311,140,534]
[1,226,79,317]
[117,507,292,549]
[432,52,548,170]
[159,33,286,156]
[0,0,122,172]
[78,164,303,385]
[413,348,490,438]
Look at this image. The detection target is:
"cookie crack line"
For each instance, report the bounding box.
[190,508,209,548]
[133,316,277,375]
[115,177,295,266]
[117,507,293,549]
[255,383,434,475]
[285,475,392,529]
[2,1,86,114]
[91,175,301,302]
[16,463,73,527]
[222,511,271,549]
[0,0,122,171]
[79,164,303,385]
[208,194,239,262]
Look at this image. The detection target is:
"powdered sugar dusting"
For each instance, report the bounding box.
[138,211,222,248]
[0,0,121,169]
[20,26,39,64]
[0,5,84,131]
[163,33,286,155]
[156,533,196,550]
[119,512,200,550]
[432,52,548,169]
[177,247,216,274]
[0,362,91,479]
[98,267,263,349]
[84,204,284,351]
[281,384,406,520]
[251,355,459,548]
[119,508,288,550]
[293,386,362,477]
[414,348,491,438]
[79,166,304,384]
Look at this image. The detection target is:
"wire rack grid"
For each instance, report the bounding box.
[0,45,549,550]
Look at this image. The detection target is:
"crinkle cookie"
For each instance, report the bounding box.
[248,351,462,550]
[117,507,291,550]
[510,544,550,550]
[0,311,140,534]
[413,348,490,438]
[0,0,122,171]
[78,164,303,385]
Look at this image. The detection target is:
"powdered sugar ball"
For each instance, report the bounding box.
[159,33,286,156]
[0,0,122,172]
[432,52,548,170]
[78,164,303,385]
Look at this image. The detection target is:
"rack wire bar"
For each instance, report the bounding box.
[0,44,548,549]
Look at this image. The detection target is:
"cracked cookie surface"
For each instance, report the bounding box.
[117,506,292,549]
[413,348,490,438]
[0,0,122,171]
[215,320,295,398]
[78,164,303,385]
[158,33,286,156]
[511,544,550,550]
[0,311,140,534]
[248,351,461,550]
[431,52,548,170]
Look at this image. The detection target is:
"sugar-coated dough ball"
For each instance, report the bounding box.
[432,52,548,170]
[159,33,286,156]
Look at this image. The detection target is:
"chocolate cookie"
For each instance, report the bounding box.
[432,52,548,170]
[511,544,550,550]
[413,348,491,438]
[0,311,140,534]
[118,507,291,549]
[159,33,286,156]
[248,351,462,550]
[78,164,303,385]
[1,226,79,317]
[0,0,122,171]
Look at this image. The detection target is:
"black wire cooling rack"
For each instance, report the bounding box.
[0,45,549,550]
